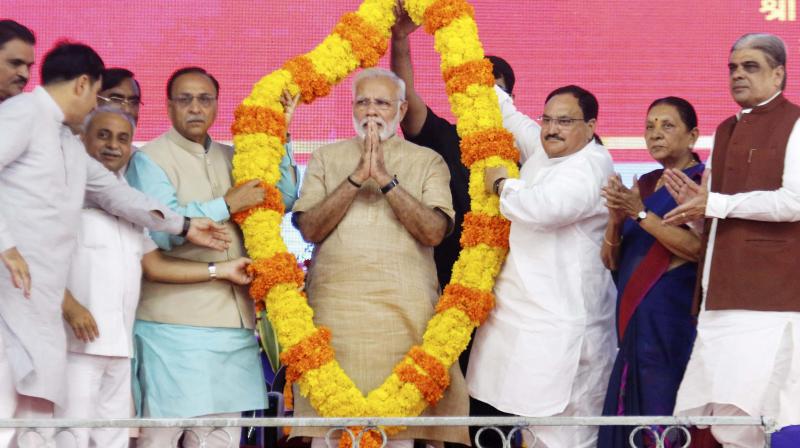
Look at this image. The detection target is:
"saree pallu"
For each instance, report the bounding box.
[598,164,714,448]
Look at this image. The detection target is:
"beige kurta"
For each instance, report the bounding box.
[291,136,469,444]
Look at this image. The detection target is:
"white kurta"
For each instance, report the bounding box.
[467,87,617,418]
[65,176,158,358]
[0,87,183,406]
[675,93,800,429]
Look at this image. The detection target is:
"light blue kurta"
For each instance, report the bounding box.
[132,320,267,417]
[125,135,298,417]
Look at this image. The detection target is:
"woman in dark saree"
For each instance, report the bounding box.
[598,97,712,448]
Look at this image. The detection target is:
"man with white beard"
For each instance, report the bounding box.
[290,68,469,447]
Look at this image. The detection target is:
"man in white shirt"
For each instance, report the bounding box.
[665,33,800,448]
[54,107,254,448]
[469,85,616,448]
[0,41,229,448]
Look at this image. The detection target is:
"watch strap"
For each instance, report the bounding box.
[380,175,399,194]
[179,216,191,238]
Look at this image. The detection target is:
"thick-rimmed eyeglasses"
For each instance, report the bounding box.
[353,98,401,111]
[170,94,217,108]
[536,115,585,128]
[97,94,142,107]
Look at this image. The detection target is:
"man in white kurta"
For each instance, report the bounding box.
[667,34,800,448]
[468,85,617,448]
[0,43,228,448]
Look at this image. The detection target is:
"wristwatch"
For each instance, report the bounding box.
[208,262,218,280]
[635,209,648,223]
[380,175,399,194]
[179,216,191,237]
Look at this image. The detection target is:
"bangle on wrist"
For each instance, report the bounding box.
[207,262,217,280]
[179,217,191,238]
[493,177,507,195]
[347,175,362,189]
[380,175,399,194]
[604,237,621,247]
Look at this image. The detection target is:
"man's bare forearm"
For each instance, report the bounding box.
[295,180,360,243]
[384,186,448,246]
[390,34,427,137]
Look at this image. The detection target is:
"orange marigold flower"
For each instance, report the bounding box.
[247,252,305,300]
[423,0,475,34]
[460,212,511,248]
[333,13,388,68]
[232,182,286,225]
[460,128,519,168]
[396,363,445,406]
[284,55,331,103]
[281,327,335,383]
[395,347,449,406]
[283,381,294,411]
[436,283,495,325]
[231,104,287,141]
[339,428,383,448]
[442,59,494,96]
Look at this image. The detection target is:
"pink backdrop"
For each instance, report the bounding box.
[5,0,800,162]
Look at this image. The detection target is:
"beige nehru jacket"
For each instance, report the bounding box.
[291,136,469,445]
[136,127,254,329]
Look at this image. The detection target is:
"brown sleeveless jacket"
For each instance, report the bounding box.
[694,95,800,313]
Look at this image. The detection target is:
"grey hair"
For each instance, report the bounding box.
[82,105,136,135]
[732,33,787,90]
[352,68,406,101]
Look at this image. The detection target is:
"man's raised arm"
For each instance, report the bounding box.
[390,5,427,138]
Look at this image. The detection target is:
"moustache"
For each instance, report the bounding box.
[100,147,123,158]
[11,76,27,86]
[544,134,564,141]
[186,116,206,123]
[359,117,387,129]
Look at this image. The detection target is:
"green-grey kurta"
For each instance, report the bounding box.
[291,136,469,444]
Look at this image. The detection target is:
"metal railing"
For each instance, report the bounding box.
[0,415,776,448]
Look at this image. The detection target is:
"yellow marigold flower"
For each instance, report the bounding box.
[232,149,283,185]
[355,0,398,37]
[434,16,483,70]
[307,34,361,84]
[403,0,436,24]
[244,70,296,109]
[450,244,507,291]
[421,310,473,364]
[240,209,286,259]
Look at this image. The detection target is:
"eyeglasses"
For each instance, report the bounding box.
[170,94,217,108]
[353,98,401,111]
[97,94,143,107]
[537,115,586,128]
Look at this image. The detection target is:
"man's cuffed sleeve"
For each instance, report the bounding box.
[292,149,327,215]
[421,155,455,224]
[277,141,300,211]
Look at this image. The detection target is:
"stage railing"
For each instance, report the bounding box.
[0,415,777,448]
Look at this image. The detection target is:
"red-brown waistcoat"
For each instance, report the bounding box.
[695,94,800,313]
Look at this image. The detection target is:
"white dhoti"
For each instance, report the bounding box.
[0,328,56,448]
[53,353,131,448]
[675,310,800,446]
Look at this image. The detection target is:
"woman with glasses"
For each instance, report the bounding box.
[598,97,710,448]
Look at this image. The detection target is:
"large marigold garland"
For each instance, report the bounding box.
[231,0,520,446]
